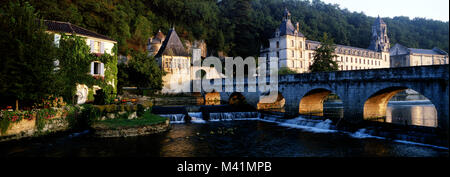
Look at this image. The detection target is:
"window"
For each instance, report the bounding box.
[54,34,61,47]
[346,66,348,70]
[277,52,279,58]
[276,41,279,48]
[351,57,353,63]
[90,61,104,76]
[90,40,104,54]
[292,50,295,57]
[346,57,348,62]
[291,40,294,47]
[299,41,302,48]
[94,41,100,53]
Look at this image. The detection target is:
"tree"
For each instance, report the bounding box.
[278,67,298,75]
[309,32,339,72]
[0,1,57,108]
[117,51,164,95]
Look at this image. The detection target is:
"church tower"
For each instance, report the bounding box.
[368,16,390,52]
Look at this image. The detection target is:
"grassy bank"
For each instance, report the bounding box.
[92,111,167,129]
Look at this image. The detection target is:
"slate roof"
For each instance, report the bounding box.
[390,43,448,56]
[149,29,165,44]
[44,20,116,42]
[373,16,386,25]
[273,8,304,37]
[155,28,189,58]
[305,40,377,53]
[409,48,448,55]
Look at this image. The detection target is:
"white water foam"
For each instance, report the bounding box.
[275,117,337,133]
[189,112,206,123]
[348,128,385,139]
[348,128,448,150]
[158,114,185,124]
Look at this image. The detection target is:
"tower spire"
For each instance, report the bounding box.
[283,7,291,21]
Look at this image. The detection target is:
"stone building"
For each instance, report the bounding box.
[152,27,192,93]
[147,29,166,56]
[260,8,390,73]
[147,28,223,94]
[389,43,448,67]
[45,20,117,104]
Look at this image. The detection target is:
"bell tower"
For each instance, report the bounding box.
[369,16,390,52]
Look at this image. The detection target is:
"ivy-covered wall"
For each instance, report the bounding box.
[56,34,118,104]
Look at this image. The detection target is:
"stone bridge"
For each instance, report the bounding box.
[215,65,449,131]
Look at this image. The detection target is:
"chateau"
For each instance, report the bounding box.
[148,28,222,93]
[260,8,391,73]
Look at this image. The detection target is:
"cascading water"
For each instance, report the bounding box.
[209,112,260,121]
[188,112,206,123]
[158,114,185,123]
[259,116,337,133]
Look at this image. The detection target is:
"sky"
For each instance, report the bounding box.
[319,0,449,22]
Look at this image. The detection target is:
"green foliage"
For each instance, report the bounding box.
[309,33,339,72]
[52,34,118,105]
[117,51,164,95]
[278,67,298,75]
[0,1,57,107]
[20,0,447,58]
[35,108,57,131]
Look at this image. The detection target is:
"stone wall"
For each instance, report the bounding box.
[0,115,70,142]
[91,119,170,138]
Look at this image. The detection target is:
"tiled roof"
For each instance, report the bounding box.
[155,28,189,57]
[44,20,116,42]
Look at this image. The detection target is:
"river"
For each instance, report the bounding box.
[0,101,447,157]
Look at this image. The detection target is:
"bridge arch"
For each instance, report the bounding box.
[257,92,285,112]
[298,88,343,117]
[204,91,220,105]
[363,86,438,127]
[228,92,247,105]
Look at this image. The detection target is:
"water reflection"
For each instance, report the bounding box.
[322,101,437,128]
[385,103,437,127]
